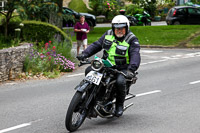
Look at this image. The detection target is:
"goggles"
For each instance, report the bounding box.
[112,23,127,28]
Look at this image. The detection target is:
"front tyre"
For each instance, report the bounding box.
[65,92,87,132]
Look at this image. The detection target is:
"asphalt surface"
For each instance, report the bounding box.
[0,48,200,133]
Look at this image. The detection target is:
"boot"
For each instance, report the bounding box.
[115,105,123,117]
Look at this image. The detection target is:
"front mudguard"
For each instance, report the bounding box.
[74,80,90,93]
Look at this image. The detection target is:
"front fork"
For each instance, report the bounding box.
[75,80,102,110]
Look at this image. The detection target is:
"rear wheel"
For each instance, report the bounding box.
[146,21,151,26]
[173,21,180,25]
[87,20,93,27]
[87,20,94,31]
[65,92,87,132]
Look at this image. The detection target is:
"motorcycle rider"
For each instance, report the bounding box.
[77,15,141,117]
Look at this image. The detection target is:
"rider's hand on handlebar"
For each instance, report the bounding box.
[126,70,135,79]
[77,54,86,61]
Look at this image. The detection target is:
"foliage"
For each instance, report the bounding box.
[62,14,76,25]
[22,20,72,45]
[142,0,157,17]
[89,0,120,21]
[89,0,104,16]
[190,0,200,4]
[69,0,90,13]
[0,0,22,36]
[0,14,22,36]
[156,1,175,15]
[0,34,19,49]
[24,41,75,77]
[103,0,120,20]
[125,4,144,16]
[21,0,59,21]
[130,0,157,17]
[0,0,63,37]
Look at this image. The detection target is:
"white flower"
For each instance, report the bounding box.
[19,23,24,27]
[15,28,21,31]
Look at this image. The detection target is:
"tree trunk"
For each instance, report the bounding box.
[48,0,63,41]
[4,11,12,37]
[49,0,63,29]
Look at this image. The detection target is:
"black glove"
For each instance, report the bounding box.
[126,70,135,79]
[77,54,86,61]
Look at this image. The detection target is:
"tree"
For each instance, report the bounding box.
[0,0,23,37]
[0,0,62,37]
[130,0,157,17]
[48,0,63,29]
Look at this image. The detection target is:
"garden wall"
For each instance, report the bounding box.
[0,43,31,83]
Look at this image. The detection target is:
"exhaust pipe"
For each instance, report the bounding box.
[125,94,135,101]
[123,103,134,111]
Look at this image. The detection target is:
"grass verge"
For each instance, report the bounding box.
[65,25,200,47]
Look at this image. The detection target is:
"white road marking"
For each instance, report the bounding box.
[66,73,84,77]
[135,90,162,97]
[0,123,31,133]
[141,50,163,53]
[66,51,200,78]
[141,59,167,65]
[0,119,42,133]
[189,80,200,85]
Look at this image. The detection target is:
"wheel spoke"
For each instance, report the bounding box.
[71,110,86,127]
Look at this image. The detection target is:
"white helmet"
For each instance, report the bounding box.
[111,15,130,37]
[112,15,130,29]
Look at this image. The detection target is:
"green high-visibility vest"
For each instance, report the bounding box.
[104,35,130,66]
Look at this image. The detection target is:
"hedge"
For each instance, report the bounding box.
[22,20,72,47]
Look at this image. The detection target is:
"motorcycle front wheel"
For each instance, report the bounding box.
[65,91,87,132]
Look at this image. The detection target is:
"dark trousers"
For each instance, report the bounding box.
[115,69,127,106]
[85,66,127,106]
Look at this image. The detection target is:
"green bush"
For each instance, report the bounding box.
[0,14,5,25]
[22,20,72,47]
[0,34,19,49]
[125,4,144,16]
[89,0,104,16]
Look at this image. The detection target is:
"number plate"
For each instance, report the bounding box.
[85,71,103,85]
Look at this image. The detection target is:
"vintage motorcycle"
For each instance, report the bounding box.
[65,56,138,132]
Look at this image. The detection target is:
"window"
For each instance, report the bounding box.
[196,9,200,14]
[188,8,200,15]
[0,1,5,10]
[177,8,187,15]
[168,8,175,16]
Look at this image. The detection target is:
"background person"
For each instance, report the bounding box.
[77,15,141,117]
[74,15,90,55]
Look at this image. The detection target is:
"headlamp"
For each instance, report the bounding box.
[91,59,103,71]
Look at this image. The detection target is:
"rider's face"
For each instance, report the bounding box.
[114,27,126,38]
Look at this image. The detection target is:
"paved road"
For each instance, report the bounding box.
[0,48,200,133]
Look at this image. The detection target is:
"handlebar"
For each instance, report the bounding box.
[78,58,138,80]
[78,58,91,67]
[107,67,138,80]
